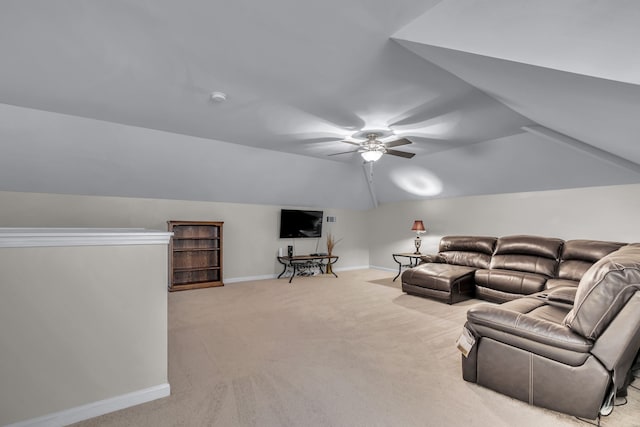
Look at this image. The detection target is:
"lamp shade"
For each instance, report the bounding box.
[411,220,426,233]
[361,150,383,162]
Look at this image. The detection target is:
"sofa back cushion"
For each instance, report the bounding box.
[565,244,640,340]
[490,235,563,277]
[558,240,626,282]
[437,236,497,269]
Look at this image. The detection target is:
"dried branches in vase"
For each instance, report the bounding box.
[326,233,342,256]
[325,233,342,276]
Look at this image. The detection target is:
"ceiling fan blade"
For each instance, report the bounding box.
[385,149,415,159]
[328,149,360,156]
[341,140,363,146]
[384,138,412,148]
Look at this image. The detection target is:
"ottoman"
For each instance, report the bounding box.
[402,263,477,304]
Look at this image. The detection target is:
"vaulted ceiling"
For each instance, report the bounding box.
[1,0,639,209]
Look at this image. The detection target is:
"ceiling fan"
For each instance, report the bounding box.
[328,132,415,162]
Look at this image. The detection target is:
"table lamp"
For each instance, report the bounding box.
[411,220,426,254]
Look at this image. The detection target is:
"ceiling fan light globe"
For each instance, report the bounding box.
[361,150,383,162]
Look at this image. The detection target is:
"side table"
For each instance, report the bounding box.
[392,253,423,282]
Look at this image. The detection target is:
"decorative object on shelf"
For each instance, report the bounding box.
[411,220,426,254]
[326,233,343,275]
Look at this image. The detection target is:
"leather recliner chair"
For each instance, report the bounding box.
[461,243,640,419]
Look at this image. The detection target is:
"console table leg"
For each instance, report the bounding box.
[289,264,296,283]
[277,264,288,279]
[392,254,421,282]
[393,270,401,281]
[328,259,338,278]
[393,258,402,281]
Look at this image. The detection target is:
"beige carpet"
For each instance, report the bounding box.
[73,269,638,426]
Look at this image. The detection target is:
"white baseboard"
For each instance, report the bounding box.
[333,265,371,272]
[6,383,170,427]
[225,273,278,283]
[370,265,397,273]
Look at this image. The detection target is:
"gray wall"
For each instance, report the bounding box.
[368,182,640,270]
[3,183,639,278]
[0,191,371,280]
[0,244,168,425]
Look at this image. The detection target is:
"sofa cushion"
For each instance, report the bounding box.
[437,236,496,269]
[474,286,521,303]
[545,278,579,289]
[476,269,548,296]
[439,251,492,269]
[546,286,578,306]
[490,235,563,277]
[490,255,558,277]
[558,240,626,282]
[493,235,564,259]
[565,244,640,340]
[439,235,497,255]
[419,254,441,264]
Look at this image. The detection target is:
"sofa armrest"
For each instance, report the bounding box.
[467,304,592,353]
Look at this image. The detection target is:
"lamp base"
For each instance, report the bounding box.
[413,236,422,255]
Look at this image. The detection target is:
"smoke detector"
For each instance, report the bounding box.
[210,91,227,102]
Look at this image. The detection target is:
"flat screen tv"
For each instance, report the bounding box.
[279,209,323,238]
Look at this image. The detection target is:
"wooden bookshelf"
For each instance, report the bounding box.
[168,221,223,291]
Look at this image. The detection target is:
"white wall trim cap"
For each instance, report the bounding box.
[0,228,173,248]
[5,383,170,427]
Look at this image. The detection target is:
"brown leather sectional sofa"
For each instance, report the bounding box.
[401,235,640,419]
[401,235,625,304]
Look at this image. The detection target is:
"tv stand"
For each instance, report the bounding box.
[277,254,339,283]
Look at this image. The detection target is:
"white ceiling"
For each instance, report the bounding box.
[1,0,639,209]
